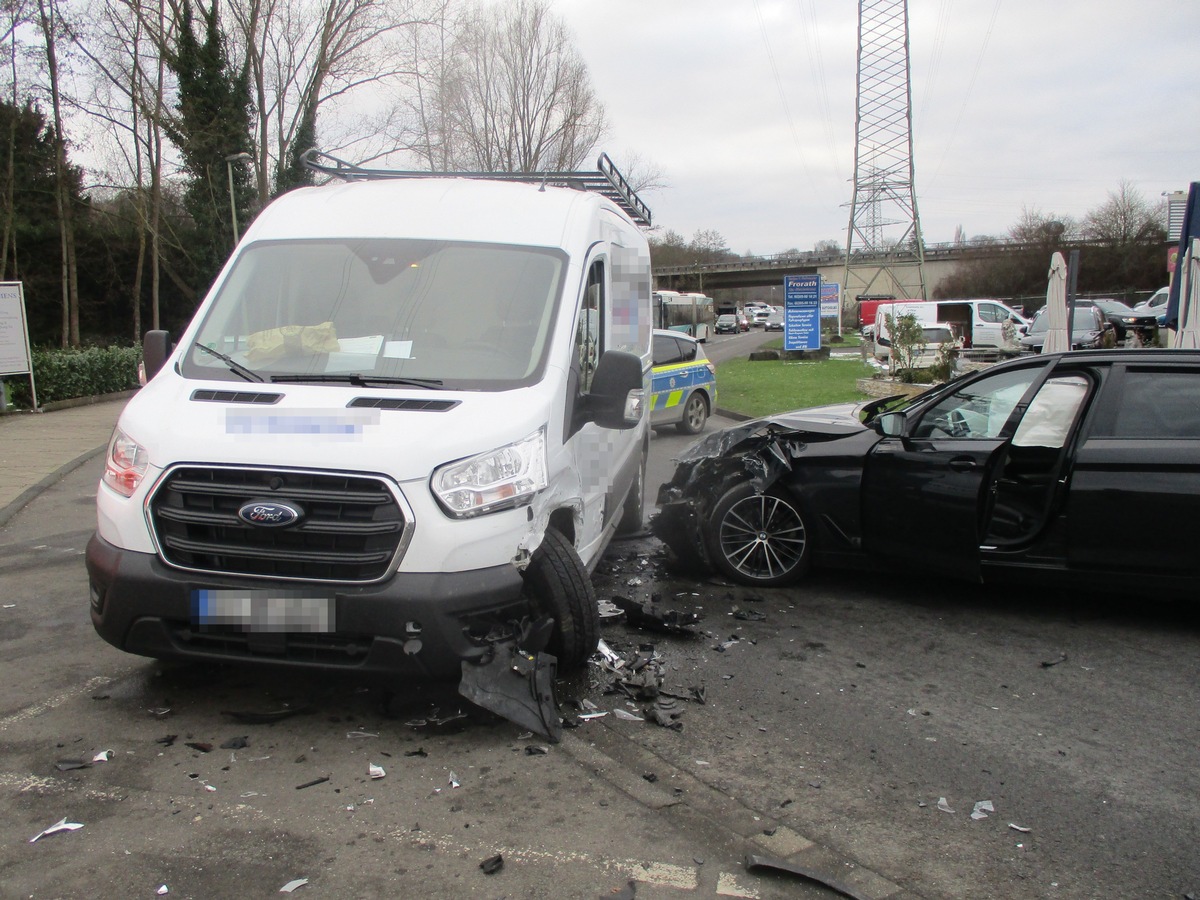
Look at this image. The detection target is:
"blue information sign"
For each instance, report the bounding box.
[784,275,821,351]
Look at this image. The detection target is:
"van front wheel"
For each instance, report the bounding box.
[522,529,599,669]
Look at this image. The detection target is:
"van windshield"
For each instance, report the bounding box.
[182,239,566,390]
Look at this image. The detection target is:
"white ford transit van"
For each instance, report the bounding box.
[86,152,652,703]
[874,298,1027,360]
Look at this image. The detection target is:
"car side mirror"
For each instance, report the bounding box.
[872,411,906,437]
[142,330,171,383]
[583,350,645,430]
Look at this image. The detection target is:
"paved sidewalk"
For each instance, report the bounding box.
[0,396,127,526]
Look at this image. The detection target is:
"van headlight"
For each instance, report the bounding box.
[432,429,548,518]
[102,428,150,497]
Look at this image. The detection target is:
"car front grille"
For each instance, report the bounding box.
[149,466,407,582]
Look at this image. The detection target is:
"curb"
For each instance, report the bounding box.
[0,388,138,417]
[0,445,108,529]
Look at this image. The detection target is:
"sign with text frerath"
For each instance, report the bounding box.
[0,282,33,376]
[784,274,822,351]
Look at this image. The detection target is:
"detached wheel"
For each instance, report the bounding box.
[677,392,709,435]
[522,529,599,668]
[705,483,810,586]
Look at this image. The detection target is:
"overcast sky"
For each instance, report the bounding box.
[547,0,1200,256]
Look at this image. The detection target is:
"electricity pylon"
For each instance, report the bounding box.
[841,0,927,324]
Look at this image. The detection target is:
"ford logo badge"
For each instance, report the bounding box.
[237,501,302,528]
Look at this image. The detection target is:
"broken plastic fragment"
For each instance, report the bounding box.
[458,634,561,743]
[156,886,168,895]
[29,817,84,843]
[448,772,460,788]
[745,853,874,900]
[613,708,644,722]
[369,763,386,779]
[54,759,89,771]
[223,704,314,724]
[295,776,329,790]
[1009,823,1031,833]
[279,877,308,892]
[971,800,994,820]
[346,731,379,739]
[937,797,954,813]
[577,711,608,720]
[479,853,503,875]
[92,750,114,763]
[220,737,248,750]
[185,742,212,753]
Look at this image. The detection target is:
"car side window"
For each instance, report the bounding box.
[912,368,1042,439]
[653,334,683,366]
[1106,371,1200,438]
[1011,375,1090,449]
[575,259,605,392]
[679,338,697,363]
[979,304,1003,323]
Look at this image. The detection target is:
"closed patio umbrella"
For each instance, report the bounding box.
[1042,251,1070,354]
[1165,181,1200,335]
[1175,237,1200,349]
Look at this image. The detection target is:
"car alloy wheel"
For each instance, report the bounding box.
[677,392,709,435]
[707,483,809,586]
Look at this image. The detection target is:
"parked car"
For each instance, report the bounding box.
[1080,298,1158,342]
[1019,305,1109,353]
[653,349,1200,597]
[715,314,739,334]
[652,329,716,434]
[764,312,784,332]
[1134,287,1170,328]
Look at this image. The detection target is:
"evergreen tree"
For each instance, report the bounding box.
[163,0,254,291]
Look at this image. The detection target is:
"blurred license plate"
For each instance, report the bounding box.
[192,589,334,633]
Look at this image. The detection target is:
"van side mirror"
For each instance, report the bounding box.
[872,411,906,437]
[583,350,645,430]
[142,330,171,382]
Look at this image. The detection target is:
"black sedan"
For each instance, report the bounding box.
[654,350,1200,597]
[1084,299,1159,342]
[1019,305,1109,353]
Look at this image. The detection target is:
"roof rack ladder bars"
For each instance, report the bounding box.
[299,148,651,228]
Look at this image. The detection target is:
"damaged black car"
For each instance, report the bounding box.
[654,349,1200,596]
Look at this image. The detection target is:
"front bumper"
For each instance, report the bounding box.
[86,533,527,681]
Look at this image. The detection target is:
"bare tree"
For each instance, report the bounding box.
[1084,180,1165,246]
[36,0,80,347]
[426,0,607,172]
[1,0,31,280]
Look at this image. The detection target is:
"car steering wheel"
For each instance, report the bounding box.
[946,409,970,437]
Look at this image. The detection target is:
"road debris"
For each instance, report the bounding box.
[156,886,168,895]
[1009,823,1031,833]
[458,618,561,743]
[54,759,90,771]
[28,817,83,843]
[369,763,386,779]
[448,772,460,788]
[479,853,504,875]
[609,595,701,634]
[222,703,314,724]
[92,749,114,762]
[185,742,213,753]
[1041,653,1068,668]
[971,800,994,820]
[295,776,329,790]
[613,708,644,722]
[219,737,248,750]
[745,853,874,900]
[279,877,309,892]
[937,797,955,813]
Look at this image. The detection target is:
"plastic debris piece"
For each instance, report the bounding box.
[369,763,386,779]
[148,707,172,718]
[203,783,217,792]
[295,776,329,790]
[479,853,504,875]
[29,817,84,843]
[222,703,314,724]
[156,886,169,895]
[1009,823,1031,833]
[185,742,213,753]
[577,711,608,720]
[458,630,562,743]
[745,853,874,900]
[279,877,309,892]
[156,735,177,747]
[220,736,248,750]
[404,748,428,758]
[524,745,549,755]
[54,759,89,771]
[1041,653,1068,668]
[346,731,379,739]
[596,639,623,666]
[92,750,114,763]
[448,772,460,788]
[610,595,701,634]
[733,608,767,621]
[971,800,994,820]
[613,708,643,722]
[597,599,626,623]
[937,797,954,813]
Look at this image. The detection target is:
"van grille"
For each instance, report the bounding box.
[149,466,406,582]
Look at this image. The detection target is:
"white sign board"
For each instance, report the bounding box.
[0,282,33,376]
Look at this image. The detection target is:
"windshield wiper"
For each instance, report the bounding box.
[194,342,264,383]
[269,373,444,389]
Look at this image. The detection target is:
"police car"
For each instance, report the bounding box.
[651,329,717,434]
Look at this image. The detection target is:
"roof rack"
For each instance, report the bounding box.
[300,149,652,228]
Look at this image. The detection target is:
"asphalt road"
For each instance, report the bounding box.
[2,336,1197,899]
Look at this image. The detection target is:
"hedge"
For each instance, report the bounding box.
[2,345,141,409]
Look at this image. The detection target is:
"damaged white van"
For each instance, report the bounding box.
[86,152,652,736]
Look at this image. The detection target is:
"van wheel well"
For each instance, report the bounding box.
[547,509,575,546]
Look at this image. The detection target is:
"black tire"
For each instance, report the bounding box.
[616,443,647,535]
[704,482,810,586]
[676,391,709,435]
[522,529,599,668]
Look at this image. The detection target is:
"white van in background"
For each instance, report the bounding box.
[874,299,1028,360]
[86,152,654,738]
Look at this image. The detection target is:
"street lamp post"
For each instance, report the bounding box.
[224,152,252,246]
